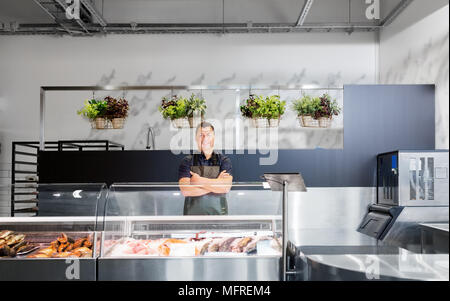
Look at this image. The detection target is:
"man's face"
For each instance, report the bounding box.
[196,126,215,154]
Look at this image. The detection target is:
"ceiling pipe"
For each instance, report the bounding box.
[79,0,107,27]
[5,0,414,36]
[53,0,91,34]
[380,0,414,27]
[296,0,314,27]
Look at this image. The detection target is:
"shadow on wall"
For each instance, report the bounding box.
[383,31,449,148]
[76,68,369,150]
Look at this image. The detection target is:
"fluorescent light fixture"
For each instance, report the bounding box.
[53,193,61,197]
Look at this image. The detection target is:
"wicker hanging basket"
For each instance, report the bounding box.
[268,118,280,127]
[318,117,333,128]
[188,116,204,128]
[171,118,189,128]
[112,118,125,129]
[298,115,319,128]
[252,118,269,128]
[95,117,107,129]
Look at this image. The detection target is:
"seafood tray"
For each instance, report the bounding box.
[103,235,281,257]
[0,230,39,257]
[98,216,282,281]
[0,230,97,281]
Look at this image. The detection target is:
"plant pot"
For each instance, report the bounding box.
[188,116,203,128]
[318,117,332,128]
[171,118,189,128]
[112,118,125,129]
[268,118,280,127]
[298,115,319,128]
[252,118,269,128]
[95,117,107,129]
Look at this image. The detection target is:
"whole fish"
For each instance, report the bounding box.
[12,240,27,251]
[16,244,40,256]
[5,234,25,246]
[0,230,14,240]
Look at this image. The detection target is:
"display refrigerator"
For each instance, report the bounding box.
[0,183,107,281]
[97,182,283,281]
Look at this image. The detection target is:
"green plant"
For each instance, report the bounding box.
[292,93,341,119]
[105,96,129,119]
[265,95,286,119]
[92,99,108,117]
[158,95,188,120]
[77,98,107,120]
[186,93,207,117]
[292,95,321,119]
[240,94,272,118]
[251,95,270,118]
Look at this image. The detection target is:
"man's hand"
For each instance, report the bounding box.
[190,171,204,185]
[184,170,232,195]
[218,170,232,180]
[179,177,209,197]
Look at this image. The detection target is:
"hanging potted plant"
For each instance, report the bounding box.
[317,93,341,128]
[292,95,321,127]
[240,94,269,128]
[266,95,286,127]
[77,98,108,129]
[158,95,189,128]
[92,99,108,129]
[105,96,129,129]
[186,93,207,128]
[77,99,98,128]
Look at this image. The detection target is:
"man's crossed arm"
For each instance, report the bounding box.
[179,170,233,197]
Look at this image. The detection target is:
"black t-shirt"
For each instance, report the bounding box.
[178,152,233,180]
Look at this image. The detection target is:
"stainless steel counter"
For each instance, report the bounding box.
[304,253,449,281]
[98,256,280,281]
[420,223,449,233]
[288,228,379,248]
[287,228,449,281]
[0,258,96,281]
[420,223,449,254]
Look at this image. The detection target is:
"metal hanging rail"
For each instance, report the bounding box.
[41,85,344,91]
[39,84,344,150]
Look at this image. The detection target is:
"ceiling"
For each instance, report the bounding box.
[0,0,426,35]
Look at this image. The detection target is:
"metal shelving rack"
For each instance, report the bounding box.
[11,141,58,216]
[10,140,124,216]
[56,140,125,151]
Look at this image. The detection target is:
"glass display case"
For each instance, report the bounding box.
[0,183,106,281]
[98,182,283,281]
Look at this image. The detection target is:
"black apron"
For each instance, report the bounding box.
[183,153,228,215]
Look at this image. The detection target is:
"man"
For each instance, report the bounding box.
[178,122,233,215]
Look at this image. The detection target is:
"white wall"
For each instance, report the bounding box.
[0,32,378,158]
[380,2,449,149]
[0,32,377,216]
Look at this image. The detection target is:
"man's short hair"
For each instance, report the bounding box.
[196,121,215,133]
